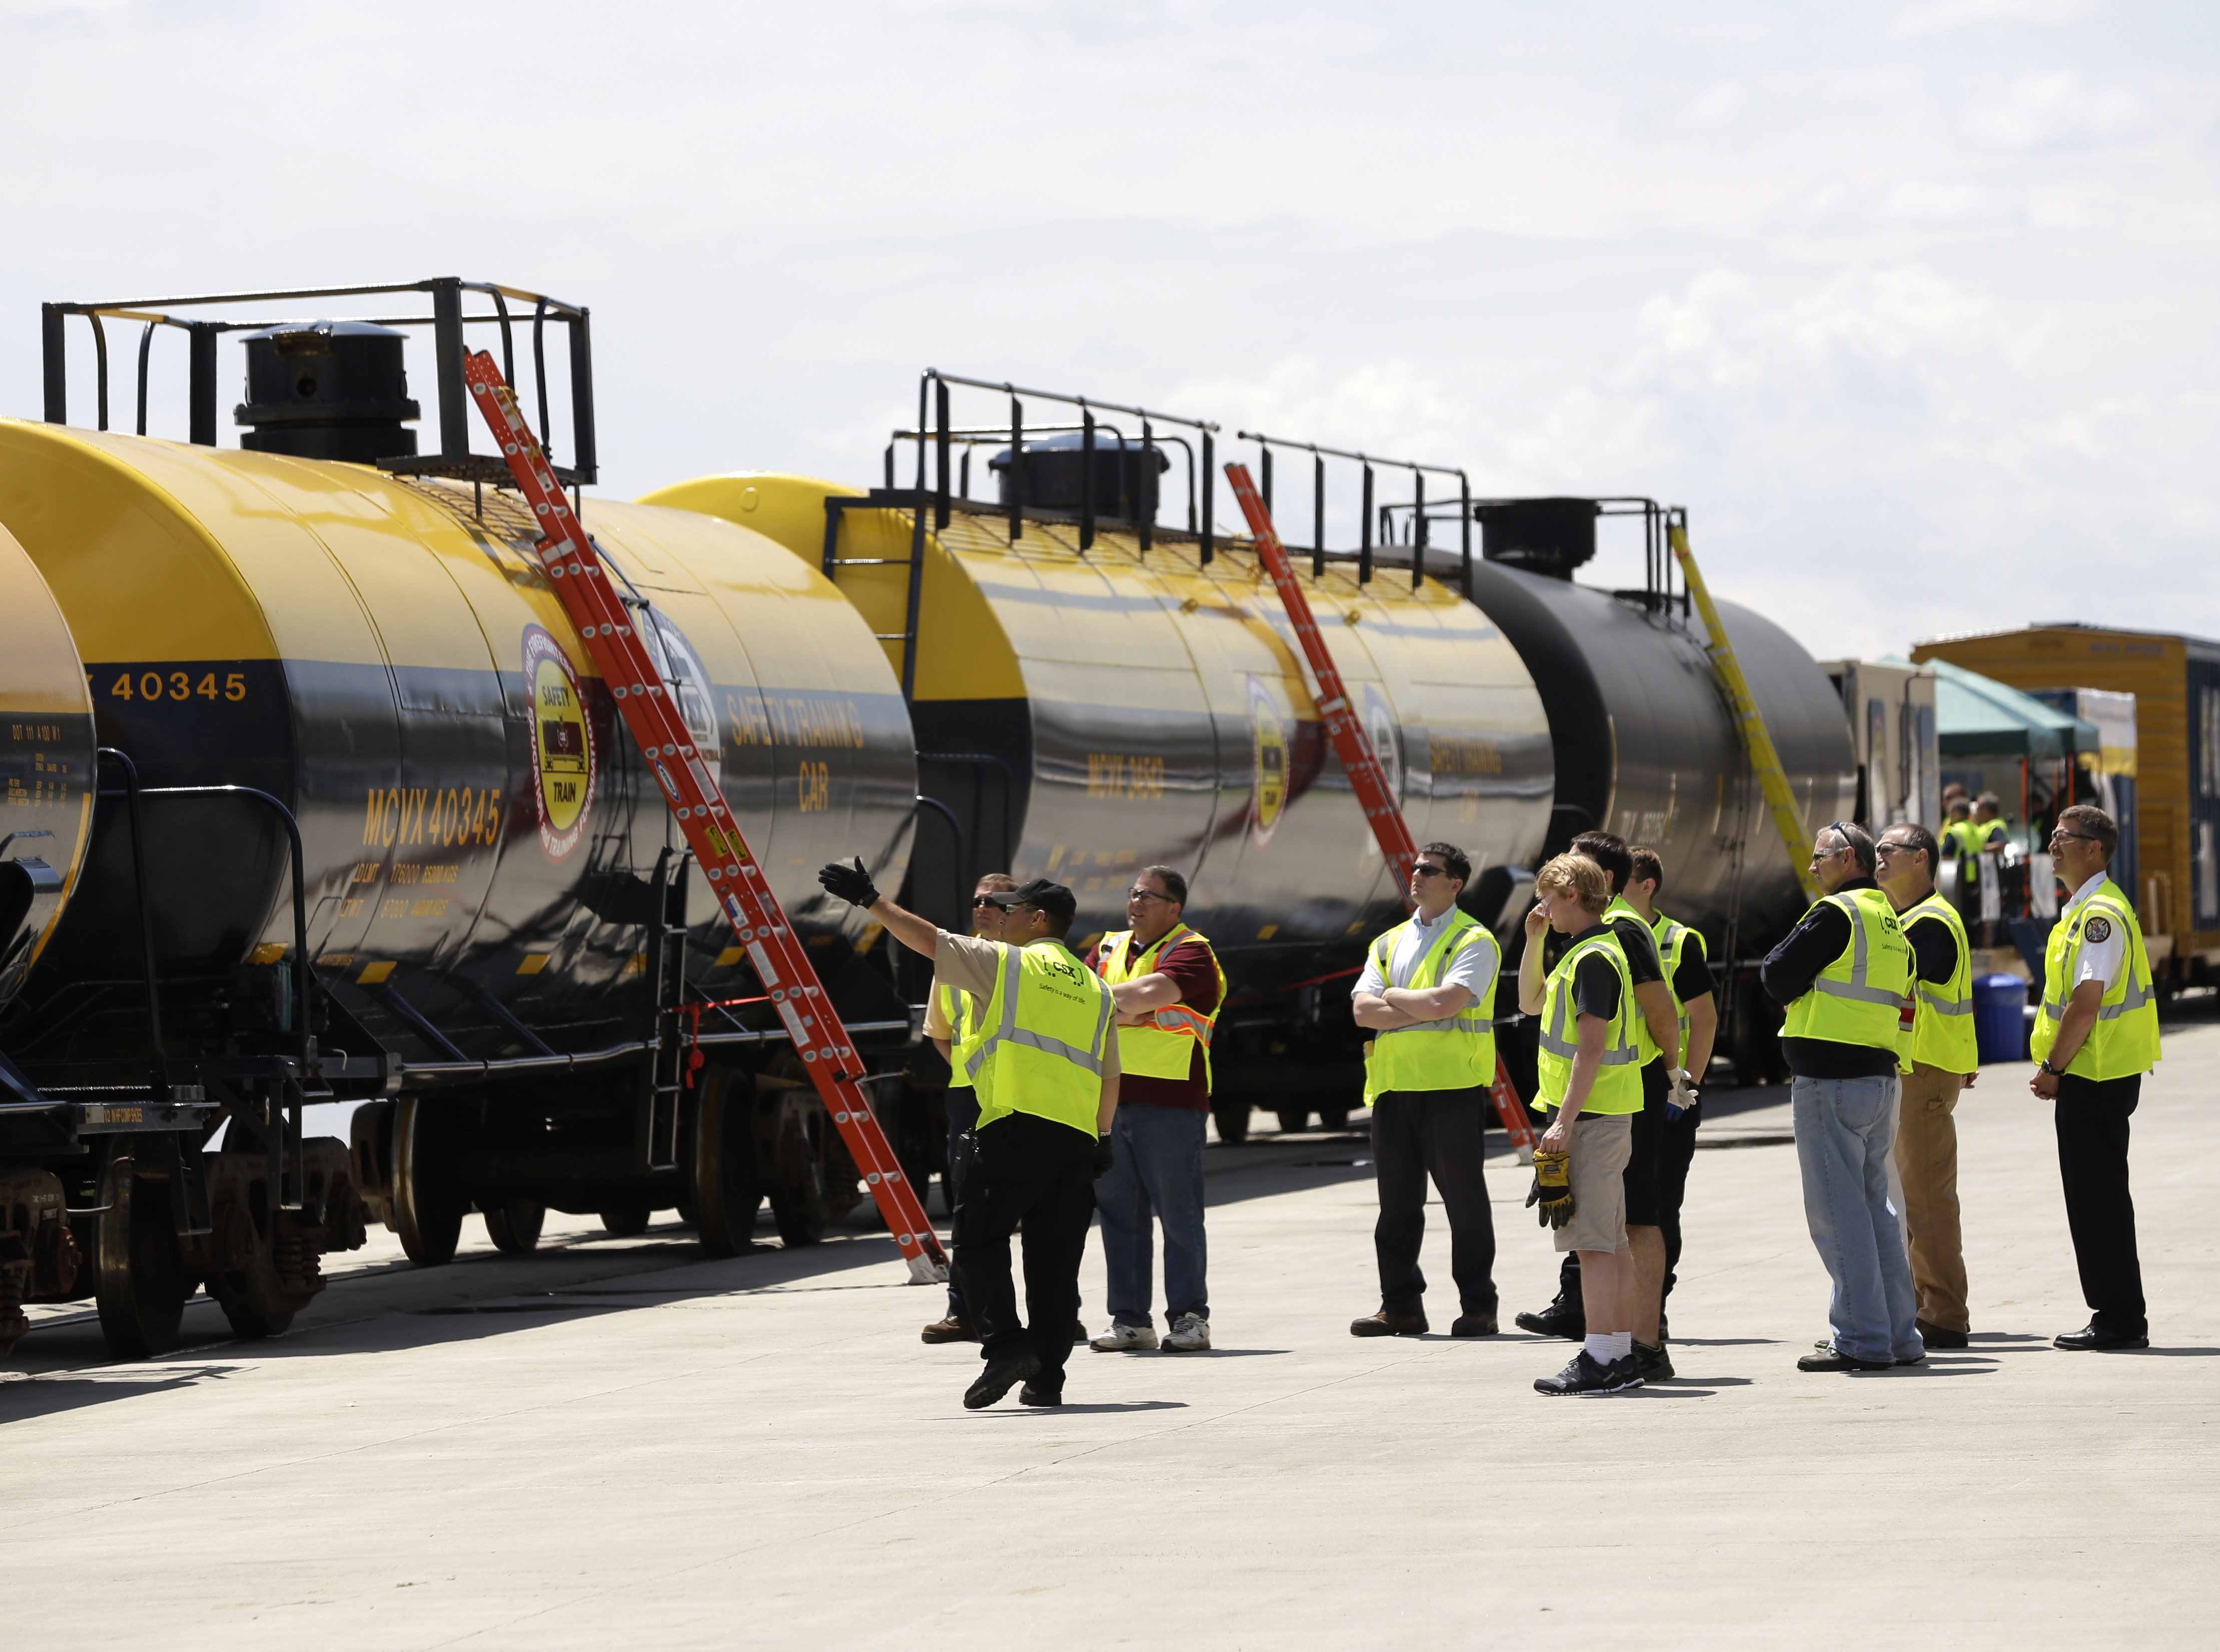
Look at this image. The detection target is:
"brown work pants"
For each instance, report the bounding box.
[1894,1062,1970,1333]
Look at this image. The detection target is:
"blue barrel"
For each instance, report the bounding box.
[1973,973,2031,1064]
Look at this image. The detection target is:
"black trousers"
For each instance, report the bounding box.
[1371,1090,1497,1317]
[943,1086,980,1318]
[951,1110,1097,1387]
[1657,1098,1703,1302]
[2055,1073,2146,1337]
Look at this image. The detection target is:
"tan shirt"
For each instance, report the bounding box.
[930,930,1122,1094]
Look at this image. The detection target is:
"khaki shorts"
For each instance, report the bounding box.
[1555,1112,1633,1254]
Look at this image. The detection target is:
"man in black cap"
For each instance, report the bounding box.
[819,861,1120,1410]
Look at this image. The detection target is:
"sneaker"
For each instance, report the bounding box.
[1634,1339,1674,1382]
[1535,1350,1641,1396]
[964,1352,1042,1409]
[1089,1323,1159,1352]
[1163,1312,1211,1351]
[1513,1295,1585,1341]
[1018,1382,1062,1407]
[1449,1312,1499,1338]
[1350,1310,1428,1338]
[920,1315,976,1344]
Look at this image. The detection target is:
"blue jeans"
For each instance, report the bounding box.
[1097,1103,1209,1326]
[1792,1074,1924,1364]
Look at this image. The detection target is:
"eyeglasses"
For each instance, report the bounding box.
[2049,830,2100,846]
[1411,864,1447,879]
[1127,887,1173,903]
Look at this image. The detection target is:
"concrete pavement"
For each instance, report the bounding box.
[6,1025,2217,1648]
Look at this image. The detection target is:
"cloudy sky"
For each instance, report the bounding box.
[3,0,2212,660]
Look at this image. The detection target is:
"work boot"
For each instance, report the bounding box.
[1350,1309,1428,1338]
[1018,1382,1062,1407]
[1514,1293,1584,1341]
[920,1315,976,1345]
[964,1351,1042,1409]
[1915,1317,1969,1350]
[1449,1311,1499,1338]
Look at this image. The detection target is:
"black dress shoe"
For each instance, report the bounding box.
[1915,1318,1968,1350]
[1018,1383,1062,1407]
[1350,1309,1428,1338]
[1797,1348,1894,1373]
[2055,1324,2149,1351]
[964,1352,1043,1409]
[1449,1312,1499,1338]
[1513,1294,1585,1341]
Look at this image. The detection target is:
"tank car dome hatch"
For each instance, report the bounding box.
[0,420,916,1070]
[642,473,1556,969]
[988,431,1172,523]
[0,520,95,1013]
[235,320,421,465]
[1476,497,1599,579]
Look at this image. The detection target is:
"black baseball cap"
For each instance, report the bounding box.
[985,878,1076,924]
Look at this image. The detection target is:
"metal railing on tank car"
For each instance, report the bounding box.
[1236,432,1471,596]
[41,278,597,510]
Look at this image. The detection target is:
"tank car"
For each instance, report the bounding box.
[8,281,922,1357]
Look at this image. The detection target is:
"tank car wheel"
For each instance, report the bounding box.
[1274,1108,1310,1135]
[95,1152,191,1360]
[217,1301,295,1340]
[691,1069,764,1258]
[483,1197,546,1256]
[599,1201,653,1238]
[1211,1100,1251,1145]
[1317,1105,1352,1133]
[392,1097,464,1267]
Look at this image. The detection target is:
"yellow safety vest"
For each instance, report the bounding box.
[1898,892,1977,1075]
[2031,877,2160,1082]
[963,939,1117,1138]
[1360,910,1499,1104]
[1533,929,1644,1116]
[1779,888,1912,1051]
[939,982,981,1091]
[1603,896,1667,1066]
[1095,923,1225,1089]
[1649,909,1706,1061]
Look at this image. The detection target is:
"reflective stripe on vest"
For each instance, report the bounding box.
[964,939,1116,1137]
[1900,892,1978,1075]
[2031,879,2161,1081]
[1779,888,1912,1051]
[1601,896,1666,1066]
[940,981,980,1091]
[1097,923,1226,1087]
[1651,912,1692,1057]
[1361,910,1499,1104]
[1534,929,1644,1115]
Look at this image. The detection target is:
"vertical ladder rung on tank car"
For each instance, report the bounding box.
[820,490,928,703]
[469,357,947,1282]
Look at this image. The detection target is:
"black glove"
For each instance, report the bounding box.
[817,855,880,909]
[1092,1134,1116,1179]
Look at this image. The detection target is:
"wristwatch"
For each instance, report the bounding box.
[2038,1059,2063,1077]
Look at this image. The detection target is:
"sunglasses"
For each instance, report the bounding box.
[1411,864,1447,879]
[971,895,1002,908]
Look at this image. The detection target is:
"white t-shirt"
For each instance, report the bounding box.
[1353,908,1500,1031]
[2059,872,2126,989]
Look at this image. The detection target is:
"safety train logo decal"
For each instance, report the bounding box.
[524,625,596,861]
[1247,675,1288,846]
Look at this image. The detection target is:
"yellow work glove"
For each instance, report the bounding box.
[1526,1149,1574,1230]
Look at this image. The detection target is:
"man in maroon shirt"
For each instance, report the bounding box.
[1084,866,1225,1353]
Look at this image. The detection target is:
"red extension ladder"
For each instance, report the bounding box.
[1223,464,1540,1160]
[465,352,947,1283]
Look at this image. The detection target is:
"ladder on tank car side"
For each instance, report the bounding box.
[1224,465,1541,1161]
[464,353,947,1283]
